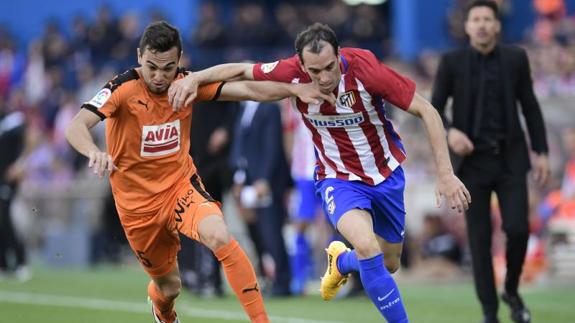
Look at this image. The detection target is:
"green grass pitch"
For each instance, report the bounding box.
[0,266,573,322]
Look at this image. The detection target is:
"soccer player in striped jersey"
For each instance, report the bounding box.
[169,23,471,322]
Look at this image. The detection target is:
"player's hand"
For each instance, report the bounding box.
[253,179,271,198]
[168,73,199,112]
[435,173,471,213]
[447,128,474,156]
[88,151,117,179]
[532,153,550,186]
[293,83,336,106]
[207,128,229,155]
[5,160,26,183]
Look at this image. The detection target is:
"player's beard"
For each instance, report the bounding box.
[319,83,336,95]
[149,82,168,94]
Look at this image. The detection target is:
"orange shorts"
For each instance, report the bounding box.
[118,174,222,278]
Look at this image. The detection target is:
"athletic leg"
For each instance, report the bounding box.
[198,214,269,323]
[148,266,181,323]
[337,210,408,322]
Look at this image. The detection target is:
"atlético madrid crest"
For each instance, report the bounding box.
[339,91,356,108]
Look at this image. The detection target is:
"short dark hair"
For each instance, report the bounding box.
[294,23,339,63]
[465,0,499,21]
[139,21,182,57]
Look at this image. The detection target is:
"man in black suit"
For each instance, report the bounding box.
[0,102,29,281]
[229,100,292,296]
[431,2,549,323]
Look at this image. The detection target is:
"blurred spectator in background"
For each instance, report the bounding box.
[110,13,140,71]
[40,20,69,69]
[229,99,293,297]
[420,213,463,265]
[560,128,575,199]
[88,5,120,66]
[534,0,566,21]
[190,2,227,49]
[539,127,575,225]
[431,2,549,322]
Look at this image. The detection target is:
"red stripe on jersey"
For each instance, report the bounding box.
[319,98,338,115]
[144,138,179,147]
[143,141,179,153]
[373,98,406,163]
[346,76,393,178]
[310,88,366,185]
[327,127,373,185]
[317,87,369,182]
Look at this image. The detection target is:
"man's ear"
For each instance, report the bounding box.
[137,48,142,65]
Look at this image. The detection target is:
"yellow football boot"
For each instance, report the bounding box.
[320,241,350,300]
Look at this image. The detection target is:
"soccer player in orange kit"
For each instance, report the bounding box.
[65,21,333,323]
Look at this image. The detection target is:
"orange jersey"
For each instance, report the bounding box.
[82,68,223,212]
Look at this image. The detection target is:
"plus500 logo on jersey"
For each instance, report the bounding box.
[305,112,364,128]
[141,120,181,157]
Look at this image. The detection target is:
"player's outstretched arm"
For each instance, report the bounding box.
[169,63,255,110]
[217,81,336,105]
[65,109,116,179]
[406,92,471,213]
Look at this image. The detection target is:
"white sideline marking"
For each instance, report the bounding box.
[0,291,343,323]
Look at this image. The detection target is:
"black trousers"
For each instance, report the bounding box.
[254,192,291,295]
[459,151,529,317]
[0,185,26,270]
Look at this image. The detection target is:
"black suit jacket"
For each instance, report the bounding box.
[190,101,238,175]
[431,44,548,174]
[229,102,291,196]
[0,111,25,187]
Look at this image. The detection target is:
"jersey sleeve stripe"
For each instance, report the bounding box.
[210,81,226,101]
[190,174,216,202]
[82,104,107,120]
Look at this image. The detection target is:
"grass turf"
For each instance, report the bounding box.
[0,265,573,322]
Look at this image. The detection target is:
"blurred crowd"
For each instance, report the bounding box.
[1,0,574,291]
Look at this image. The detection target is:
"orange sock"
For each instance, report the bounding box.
[215,240,269,323]
[147,281,177,323]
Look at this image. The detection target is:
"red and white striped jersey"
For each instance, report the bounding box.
[253,48,415,186]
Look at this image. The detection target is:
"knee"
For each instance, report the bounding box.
[157,277,181,300]
[503,226,529,239]
[384,258,400,274]
[351,236,381,259]
[202,224,232,251]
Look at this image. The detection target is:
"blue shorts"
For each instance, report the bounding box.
[293,179,321,222]
[315,167,406,243]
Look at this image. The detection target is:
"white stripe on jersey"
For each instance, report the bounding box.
[338,78,386,183]
[356,79,401,171]
[307,101,362,181]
